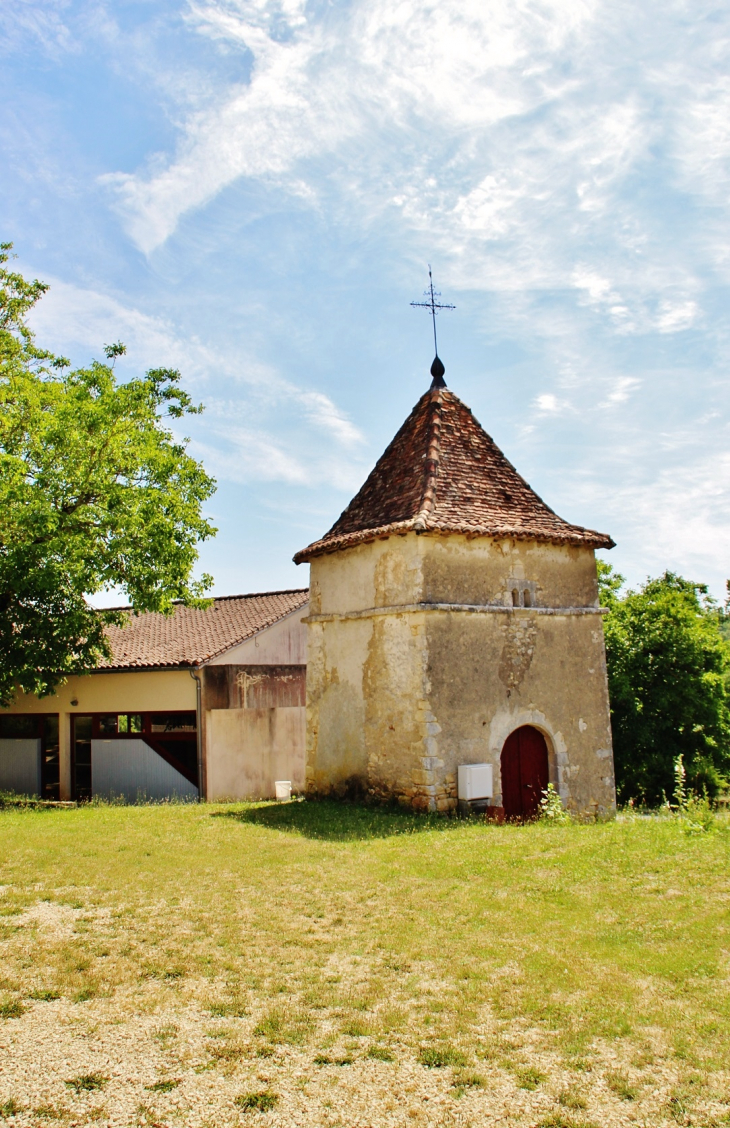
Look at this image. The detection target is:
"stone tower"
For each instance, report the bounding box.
[294,375,616,818]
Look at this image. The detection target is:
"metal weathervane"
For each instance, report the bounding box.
[411,265,455,388]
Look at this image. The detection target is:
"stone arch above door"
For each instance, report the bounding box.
[486,708,567,808]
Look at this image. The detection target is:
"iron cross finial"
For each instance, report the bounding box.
[410,265,455,388]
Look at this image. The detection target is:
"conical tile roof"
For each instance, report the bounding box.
[294,387,612,563]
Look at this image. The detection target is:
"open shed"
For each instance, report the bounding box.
[0,589,309,803]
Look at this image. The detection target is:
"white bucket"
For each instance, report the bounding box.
[275,780,292,802]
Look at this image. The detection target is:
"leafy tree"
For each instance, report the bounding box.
[598,561,730,804]
[0,244,216,705]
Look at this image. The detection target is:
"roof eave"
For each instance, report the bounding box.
[92,662,203,674]
[294,522,614,562]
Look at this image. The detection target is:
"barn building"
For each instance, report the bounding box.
[0,591,308,803]
[294,368,617,819]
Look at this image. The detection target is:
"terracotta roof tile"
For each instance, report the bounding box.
[294,387,612,562]
[100,589,309,670]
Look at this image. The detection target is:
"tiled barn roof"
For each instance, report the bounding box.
[294,387,613,562]
[101,589,309,670]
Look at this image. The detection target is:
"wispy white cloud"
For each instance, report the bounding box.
[26,275,367,488]
[656,299,699,333]
[534,393,568,415]
[590,449,730,591]
[94,0,730,411]
[28,277,220,380]
[296,391,364,448]
[102,0,596,252]
[0,0,76,57]
[190,423,366,490]
[191,430,310,485]
[600,376,640,407]
[95,0,730,394]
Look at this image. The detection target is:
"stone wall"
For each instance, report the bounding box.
[305,532,616,816]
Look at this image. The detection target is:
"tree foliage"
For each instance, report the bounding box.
[598,561,730,804]
[0,244,216,704]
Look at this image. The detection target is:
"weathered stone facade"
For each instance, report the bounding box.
[304,533,615,815]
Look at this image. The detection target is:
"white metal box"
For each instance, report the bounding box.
[457,763,493,801]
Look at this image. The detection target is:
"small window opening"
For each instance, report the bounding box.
[523,590,531,608]
[118,714,143,734]
[151,713,196,733]
[511,588,520,607]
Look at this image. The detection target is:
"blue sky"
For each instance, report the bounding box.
[3,0,729,602]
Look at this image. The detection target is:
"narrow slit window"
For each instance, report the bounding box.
[512,589,520,607]
[150,713,196,733]
[523,590,531,608]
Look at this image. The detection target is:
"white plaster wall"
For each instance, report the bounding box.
[207,605,308,665]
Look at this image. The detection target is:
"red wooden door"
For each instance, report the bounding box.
[500,726,549,820]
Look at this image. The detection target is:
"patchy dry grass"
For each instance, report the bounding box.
[0,800,729,1126]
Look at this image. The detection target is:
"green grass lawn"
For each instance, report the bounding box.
[0,800,729,1127]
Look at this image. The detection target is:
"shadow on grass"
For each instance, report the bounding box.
[213,798,466,841]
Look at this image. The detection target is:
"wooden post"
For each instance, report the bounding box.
[58,712,72,801]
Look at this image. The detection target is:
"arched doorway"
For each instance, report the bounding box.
[500,726,549,820]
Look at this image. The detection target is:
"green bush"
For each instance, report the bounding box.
[539,783,571,824]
